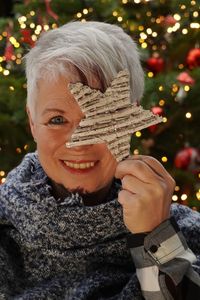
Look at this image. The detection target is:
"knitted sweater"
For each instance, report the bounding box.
[0,152,200,299]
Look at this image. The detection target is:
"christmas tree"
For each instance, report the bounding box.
[0,0,200,208]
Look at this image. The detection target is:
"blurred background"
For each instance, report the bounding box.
[0,0,200,208]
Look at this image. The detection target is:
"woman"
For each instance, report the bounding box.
[0,21,200,299]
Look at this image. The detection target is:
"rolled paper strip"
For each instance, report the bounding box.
[66,70,162,162]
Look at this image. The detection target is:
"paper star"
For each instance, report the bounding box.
[66,70,162,162]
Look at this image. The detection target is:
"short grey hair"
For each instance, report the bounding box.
[25,21,144,115]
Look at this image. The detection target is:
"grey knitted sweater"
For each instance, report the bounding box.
[1,152,200,299]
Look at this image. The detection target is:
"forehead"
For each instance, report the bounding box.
[35,72,102,117]
[35,75,81,116]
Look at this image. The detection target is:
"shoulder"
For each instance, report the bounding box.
[171,203,200,252]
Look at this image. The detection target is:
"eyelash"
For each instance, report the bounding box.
[48,116,68,126]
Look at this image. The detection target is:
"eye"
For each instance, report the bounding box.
[48,116,67,125]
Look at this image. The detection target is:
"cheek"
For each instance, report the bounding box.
[97,144,117,177]
[35,126,67,154]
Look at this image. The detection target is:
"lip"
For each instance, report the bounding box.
[60,160,99,174]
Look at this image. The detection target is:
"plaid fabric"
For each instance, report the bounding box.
[127,217,200,299]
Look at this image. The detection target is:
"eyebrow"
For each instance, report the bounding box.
[42,108,66,116]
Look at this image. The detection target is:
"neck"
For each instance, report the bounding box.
[49,179,114,206]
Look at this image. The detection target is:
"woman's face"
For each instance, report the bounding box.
[27,74,117,193]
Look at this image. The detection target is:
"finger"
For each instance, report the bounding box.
[121,174,150,195]
[115,159,160,184]
[118,189,135,206]
[130,155,171,179]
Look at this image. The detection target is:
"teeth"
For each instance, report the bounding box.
[64,161,95,169]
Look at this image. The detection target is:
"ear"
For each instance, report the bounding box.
[26,105,36,141]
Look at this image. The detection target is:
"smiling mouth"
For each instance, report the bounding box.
[63,160,98,170]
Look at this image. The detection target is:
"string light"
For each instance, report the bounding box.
[159,99,165,106]
[140,32,147,39]
[182,28,188,34]
[185,112,192,119]
[83,9,89,14]
[181,194,187,201]
[161,156,168,162]
[112,11,118,17]
[159,85,164,91]
[173,14,181,21]
[31,35,37,41]
[3,70,10,76]
[172,84,179,93]
[172,195,178,201]
[146,28,152,34]
[162,117,167,123]
[52,23,58,29]
[16,59,22,64]
[30,11,35,16]
[190,23,200,29]
[133,149,139,155]
[148,72,154,78]
[135,131,142,137]
[184,85,190,92]
[141,42,147,48]
[175,186,180,191]
[196,191,200,200]
[16,147,22,154]
[44,25,49,31]
[77,12,82,18]
[180,4,186,9]
[193,11,199,17]
[178,64,184,69]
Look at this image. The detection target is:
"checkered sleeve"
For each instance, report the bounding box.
[127,217,200,300]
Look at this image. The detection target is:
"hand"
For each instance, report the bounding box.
[115,155,175,234]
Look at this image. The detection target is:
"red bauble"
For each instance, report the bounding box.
[146,57,165,74]
[163,15,176,26]
[148,106,163,133]
[174,147,200,173]
[21,29,35,47]
[177,71,195,85]
[186,48,200,69]
[4,43,14,61]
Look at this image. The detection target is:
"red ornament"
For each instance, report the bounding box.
[177,72,195,85]
[146,57,165,74]
[4,25,14,61]
[163,15,176,26]
[21,29,35,47]
[186,48,200,69]
[4,42,14,61]
[148,106,163,133]
[174,147,200,173]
